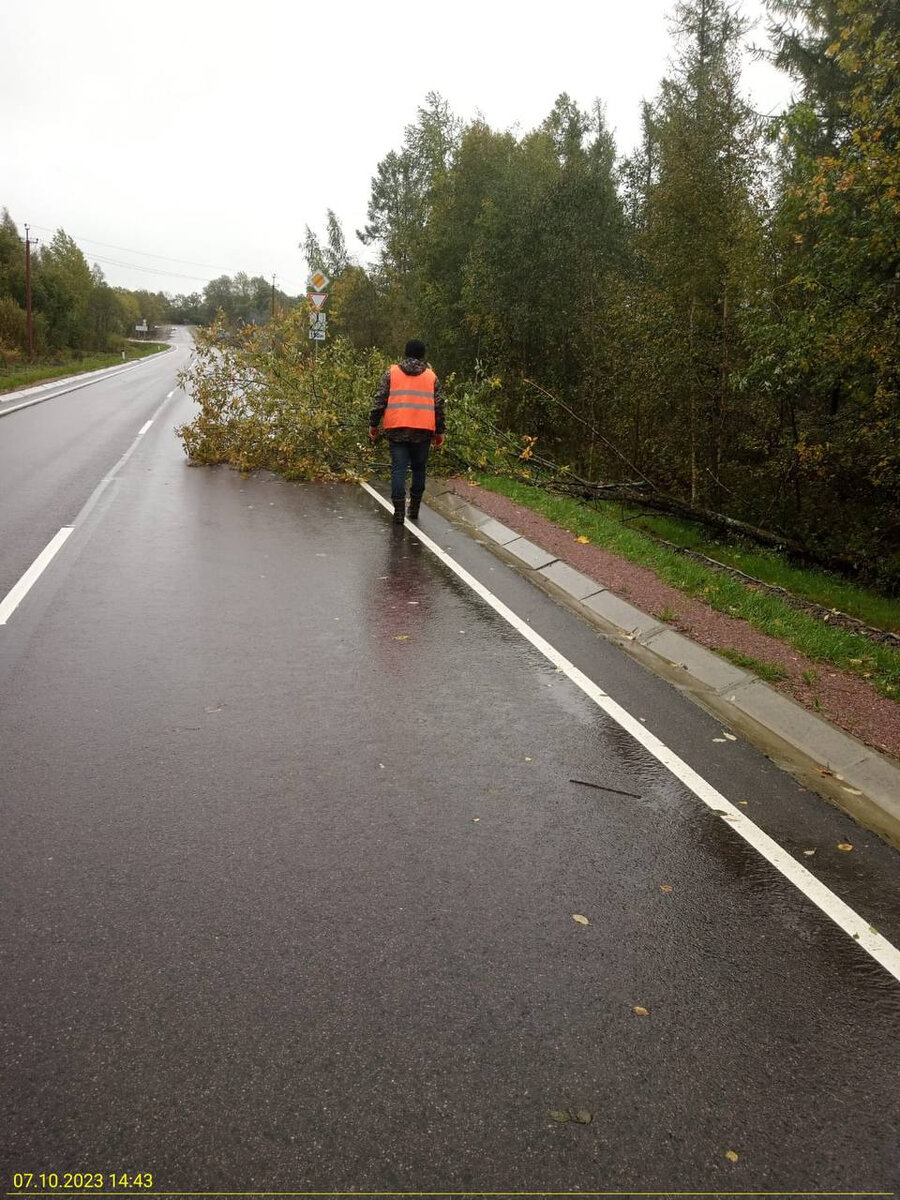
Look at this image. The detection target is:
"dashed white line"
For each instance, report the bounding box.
[166,390,175,398]
[137,420,153,436]
[0,528,75,625]
[359,480,900,983]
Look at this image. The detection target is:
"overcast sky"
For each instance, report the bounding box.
[1,0,796,297]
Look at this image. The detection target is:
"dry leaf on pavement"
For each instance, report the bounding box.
[725,1150,739,1163]
[572,914,590,925]
[632,1005,650,1016]
[837,842,853,852]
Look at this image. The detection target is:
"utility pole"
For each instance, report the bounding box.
[24,224,38,360]
[271,274,276,320]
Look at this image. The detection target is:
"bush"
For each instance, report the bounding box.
[0,296,26,356]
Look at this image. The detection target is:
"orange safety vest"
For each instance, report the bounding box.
[383,364,437,432]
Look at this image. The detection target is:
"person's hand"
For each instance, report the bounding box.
[433,434,445,449]
[368,427,378,442]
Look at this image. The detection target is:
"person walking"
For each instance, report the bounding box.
[369,339,445,524]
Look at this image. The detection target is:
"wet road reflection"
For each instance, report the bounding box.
[2,476,897,1191]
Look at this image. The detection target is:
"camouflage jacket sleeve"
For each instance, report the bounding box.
[369,370,391,428]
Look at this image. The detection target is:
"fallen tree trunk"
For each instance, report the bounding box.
[550,477,862,577]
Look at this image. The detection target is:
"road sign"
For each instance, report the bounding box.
[309,293,327,310]
[309,312,327,328]
[307,270,329,291]
[308,330,326,341]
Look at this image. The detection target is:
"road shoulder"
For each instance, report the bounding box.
[427,479,900,849]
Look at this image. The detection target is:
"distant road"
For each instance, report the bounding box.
[0,329,192,601]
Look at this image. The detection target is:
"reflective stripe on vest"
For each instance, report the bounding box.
[383,364,436,431]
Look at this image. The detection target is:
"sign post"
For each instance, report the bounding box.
[306,271,330,360]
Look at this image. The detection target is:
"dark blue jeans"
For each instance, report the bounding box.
[389,439,430,502]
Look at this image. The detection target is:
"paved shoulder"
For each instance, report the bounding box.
[427,483,900,848]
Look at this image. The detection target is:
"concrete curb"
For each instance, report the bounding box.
[427,484,900,849]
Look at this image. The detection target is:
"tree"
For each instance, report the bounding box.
[416,120,517,371]
[624,0,766,501]
[35,229,94,350]
[745,0,900,568]
[358,91,461,279]
[168,292,203,324]
[302,208,350,279]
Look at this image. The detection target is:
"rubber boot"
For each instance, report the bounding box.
[408,497,421,521]
[393,501,405,525]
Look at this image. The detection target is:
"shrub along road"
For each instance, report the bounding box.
[1,362,898,1191]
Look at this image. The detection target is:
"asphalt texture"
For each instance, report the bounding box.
[0,341,186,603]
[1,351,898,1194]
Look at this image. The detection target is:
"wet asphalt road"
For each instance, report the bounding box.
[1,354,898,1194]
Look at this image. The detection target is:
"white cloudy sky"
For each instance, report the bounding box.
[1,0,796,297]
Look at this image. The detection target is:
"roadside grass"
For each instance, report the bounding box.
[620,508,898,631]
[718,649,789,683]
[0,342,167,394]
[475,475,900,699]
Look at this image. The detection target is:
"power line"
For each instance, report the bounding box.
[29,224,226,271]
[86,254,216,284]
[30,224,305,293]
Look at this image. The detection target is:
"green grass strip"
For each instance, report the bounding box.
[718,649,790,683]
[0,342,167,394]
[616,509,899,631]
[476,475,900,700]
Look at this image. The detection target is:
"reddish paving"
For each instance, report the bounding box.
[443,478,900,762]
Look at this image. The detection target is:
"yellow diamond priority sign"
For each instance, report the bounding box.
[307,270,329,291]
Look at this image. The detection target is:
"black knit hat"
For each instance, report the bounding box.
[404,338,426,360]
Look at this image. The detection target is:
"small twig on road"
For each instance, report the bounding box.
[569,778,642,798]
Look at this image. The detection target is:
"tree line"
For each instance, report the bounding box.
[166,274,293,328]
[0,214,174,362]
[305,0,899,588]
[0,212,295,364]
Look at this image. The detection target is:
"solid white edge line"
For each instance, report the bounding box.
[0,349,175,418]
[137,420,153,436]
[359,480,900,982]
[0,528,75,625]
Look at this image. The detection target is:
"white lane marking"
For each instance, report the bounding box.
[137,420,153,436]
[166,390,175,398]
[359,481,900,982]
[0,528,74,625]
[1,387,182,626]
